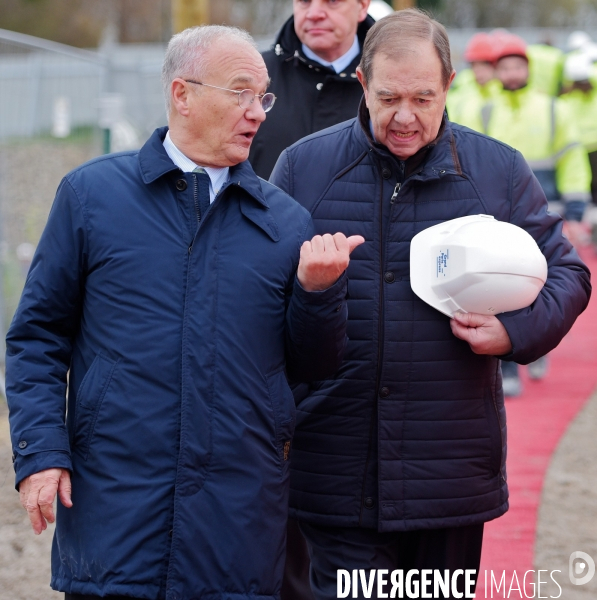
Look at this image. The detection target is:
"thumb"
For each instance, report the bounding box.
[452,311,486,327]
[347,235,365,254]
[58,470,73,508]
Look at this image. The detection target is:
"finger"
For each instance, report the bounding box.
[38,481,59,525]
[346,235,365,254]
[310,235,325,254]
[321,233,335,252]
[19,479,30,511]
[58,471,73,508]
[449,318,470,341]
[332,232,349,254]
[452,311,487,328]
[299,240,312,260]
[24,486,45,535]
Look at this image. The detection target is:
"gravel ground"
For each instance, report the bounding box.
[0,137,101,322]
[0,400,61,600]
[534,389,597,599]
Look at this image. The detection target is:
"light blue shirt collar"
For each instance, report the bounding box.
[301,35,360,74]
[163,131,229,203]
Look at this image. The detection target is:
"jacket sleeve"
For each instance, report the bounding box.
[497,150,591,364]
[269,149,293,197]
[283,211,349,384]
[6,177,87,488]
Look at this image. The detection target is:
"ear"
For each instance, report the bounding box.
[447,69,456,90]
[356,66,369,105]
[171,79,191,117]
[358,0,371,22]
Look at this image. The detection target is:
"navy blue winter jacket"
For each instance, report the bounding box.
[270,110,591,532]
[6,127,349,599]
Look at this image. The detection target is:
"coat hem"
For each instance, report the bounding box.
[289,501,509,532]
[52,578,161,599]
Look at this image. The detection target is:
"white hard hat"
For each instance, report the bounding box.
[567,31,592,52]
[410,215,547,317]
[368,0,394,21]
[564,52,593,81]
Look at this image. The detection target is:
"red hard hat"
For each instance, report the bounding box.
[464,33,496,63]
[493,33,527,62]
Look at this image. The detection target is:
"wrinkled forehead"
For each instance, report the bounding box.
[203,39,269,86]
[369,45,445,91]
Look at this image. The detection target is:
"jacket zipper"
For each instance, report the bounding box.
[390,182,401,203]
[358,171,389,525]
[189,174,201,254]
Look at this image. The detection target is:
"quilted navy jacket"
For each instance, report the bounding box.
[270,111,591,532]
[6,127,348,599]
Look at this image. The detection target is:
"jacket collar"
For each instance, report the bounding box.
[271,14,375,72]
[138,127,278,240]
[139,126,268,207]
[354,100,463,181]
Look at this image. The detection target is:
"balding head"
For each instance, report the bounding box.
[162,25,258,113]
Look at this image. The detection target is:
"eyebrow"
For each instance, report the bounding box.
[375,88,437,98]
[230,75,254,86]
[229,75,272,91]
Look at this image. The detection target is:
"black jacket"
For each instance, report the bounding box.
[249,14,375,179]
[270,108,591,531]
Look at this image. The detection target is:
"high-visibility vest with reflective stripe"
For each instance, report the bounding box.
[559,87,597,154]
[527,44,564,97]
[480,87,591,202]
[447,78,501,131]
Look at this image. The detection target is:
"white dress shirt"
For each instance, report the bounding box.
[302,35,360,74]
[163,131,229,204]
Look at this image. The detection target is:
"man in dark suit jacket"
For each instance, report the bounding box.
[249,0,374,179]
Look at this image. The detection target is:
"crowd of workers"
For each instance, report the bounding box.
[448,29,597,240]
[446,29,597,396]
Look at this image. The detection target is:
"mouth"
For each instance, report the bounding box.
[237,131,257,146]
[390,130,418,141]
[306,28,331,36]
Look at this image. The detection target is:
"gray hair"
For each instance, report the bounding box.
[359,8,453,89]
[162,25,257,112]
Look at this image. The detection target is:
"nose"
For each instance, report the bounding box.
[392,102,416,127]
[306,0,326,20]
[245,98,267,123]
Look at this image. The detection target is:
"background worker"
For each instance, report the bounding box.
[476,33,592,396]
[249,0,374,179]
[447,31,501,128]
[527,41,565,97]
[560,51,597,248]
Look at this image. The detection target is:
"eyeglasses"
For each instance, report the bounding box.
[184,80,276,113]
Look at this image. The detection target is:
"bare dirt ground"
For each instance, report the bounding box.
[535,389,597,599]
[0,400,61,600]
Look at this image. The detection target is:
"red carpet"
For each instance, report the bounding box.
[476,247,597,597]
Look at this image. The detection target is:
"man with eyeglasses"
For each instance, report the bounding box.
[7,25,363,600]
[249,0,375,179]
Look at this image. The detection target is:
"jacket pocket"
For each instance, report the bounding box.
[74,353,119,460]
[266,368,296,464]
